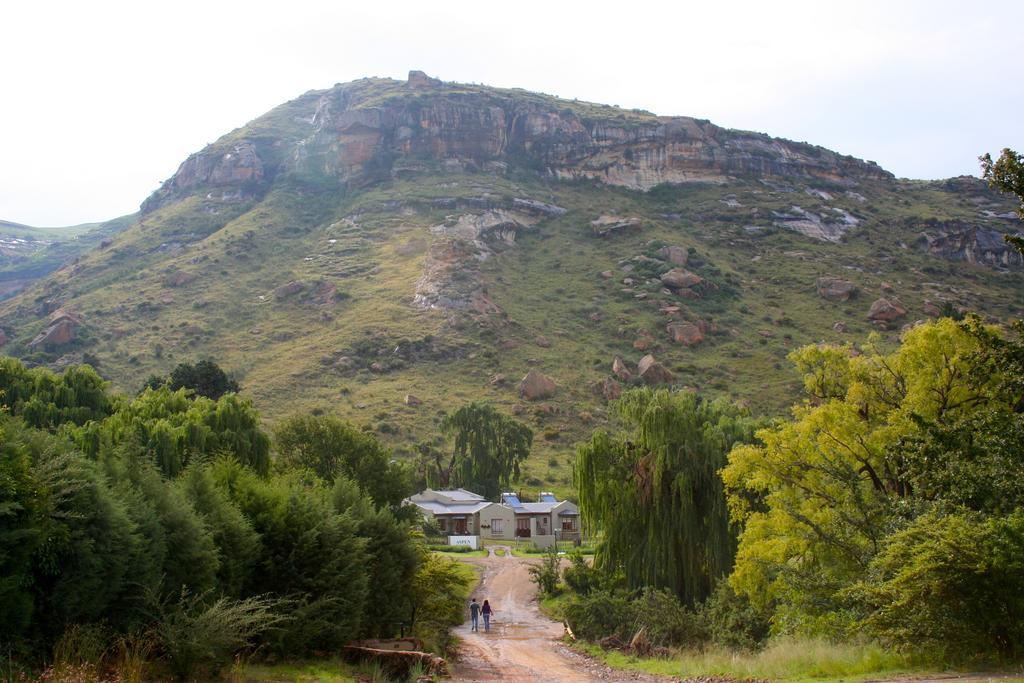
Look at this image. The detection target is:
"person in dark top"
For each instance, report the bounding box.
[482,599,493,632]
[469,597,480,632]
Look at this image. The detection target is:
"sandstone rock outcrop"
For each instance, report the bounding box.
[407,70,441,89]
[660,268,703,290]
[144,73,892,216]
[590,215,640,237]
[816,276,857,302]
[658,245,688,265]
[637,354,674,385]
[915,222,1024,269]
[518,369,557,400]
[29,310,81,348]
[612,356,633,381]
[867,298,907,325]
[274,281,305,300]
[593,378,622,402]
[405,394,422,406]
[667,321,704,346]
[164,270,197,288]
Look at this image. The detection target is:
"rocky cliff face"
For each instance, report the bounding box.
[916,221,1024,269]
[144,72,890,212]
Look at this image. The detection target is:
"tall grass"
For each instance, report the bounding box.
[582,637,934,682]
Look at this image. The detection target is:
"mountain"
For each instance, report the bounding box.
[0,215,135,300]
[1,71,1020,487]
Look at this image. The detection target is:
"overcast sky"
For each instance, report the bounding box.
[2,0,1021,226]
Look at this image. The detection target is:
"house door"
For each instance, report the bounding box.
[516,518,531,537]
[454,518,468,535]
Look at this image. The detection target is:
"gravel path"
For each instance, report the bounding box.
[449,547,673,682]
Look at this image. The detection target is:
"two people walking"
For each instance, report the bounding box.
[469,598,493,632]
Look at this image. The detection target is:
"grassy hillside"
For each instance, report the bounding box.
[1,77,1021,494]
[0,214,136,296]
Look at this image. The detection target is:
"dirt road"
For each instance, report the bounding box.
[450,547,668,683]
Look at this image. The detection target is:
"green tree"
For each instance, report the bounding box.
[145,359,240,400]
[274,414,410,508]
[407,552,471,651]
[331,476,421,638]
[71,387,270,477]
[722,319,1006,632]
[980,148,1024,253]
[981,148,1024,220]
[434,403,532,499]
[0,360,114,429]
[846,510,1024,657]
[210,460,369,654]
[576,388,758,606]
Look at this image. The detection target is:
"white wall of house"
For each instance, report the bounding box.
[479,504,516,540]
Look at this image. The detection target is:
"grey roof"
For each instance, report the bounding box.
[519,502,558,513]
[413,500,493,515]
[440,488,486,501]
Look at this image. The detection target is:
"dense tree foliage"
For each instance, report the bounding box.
[723,318,1024,655]
[575,388,758,606]
[981,148,1024,220]
[274,413,410,509]
[0,359,457,678]
[143,359,240,400]
[0,359,114,428]
[426,403,532,499]
[70,386,271,476]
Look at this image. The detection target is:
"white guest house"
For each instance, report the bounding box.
[405,488,580,548]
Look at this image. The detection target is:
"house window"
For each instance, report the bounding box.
[438,518,447,531]
[491,519,503,534]
[562,518,576,532]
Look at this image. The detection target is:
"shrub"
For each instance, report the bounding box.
[564,590,636,641]
[846,510,1024,658]
[634,588,706,648]
[151,590,287,681]
[562,551,602,596]
[528,548,561,597]
[703,581,771,650]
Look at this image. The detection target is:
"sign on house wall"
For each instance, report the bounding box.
[449,535,479,549]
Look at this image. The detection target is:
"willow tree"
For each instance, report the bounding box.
[575,388,758,606]
[435,403,532,499]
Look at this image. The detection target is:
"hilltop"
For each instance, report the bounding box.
[1,71,1020,489]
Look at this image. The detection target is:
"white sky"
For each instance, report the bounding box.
[1,0,1021,226]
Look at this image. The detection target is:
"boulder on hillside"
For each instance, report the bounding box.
[404,394,422,406]
[816,276,857,302]
[667,321,704,346]
[637,354,674,385]
[534,335,551,348]
[633,334,654,351]
[922,300,942,318]
[310,281,341,305]
[163,270,197,288]
[274,280,305,300]
[658,245,688,265]
[518,369,557,400]
[29,310,82,348]
[660,268,703,290]
[867,297,908,323]
[590,215,640,237]
[612,356,633,381]
[593,378,622,402]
